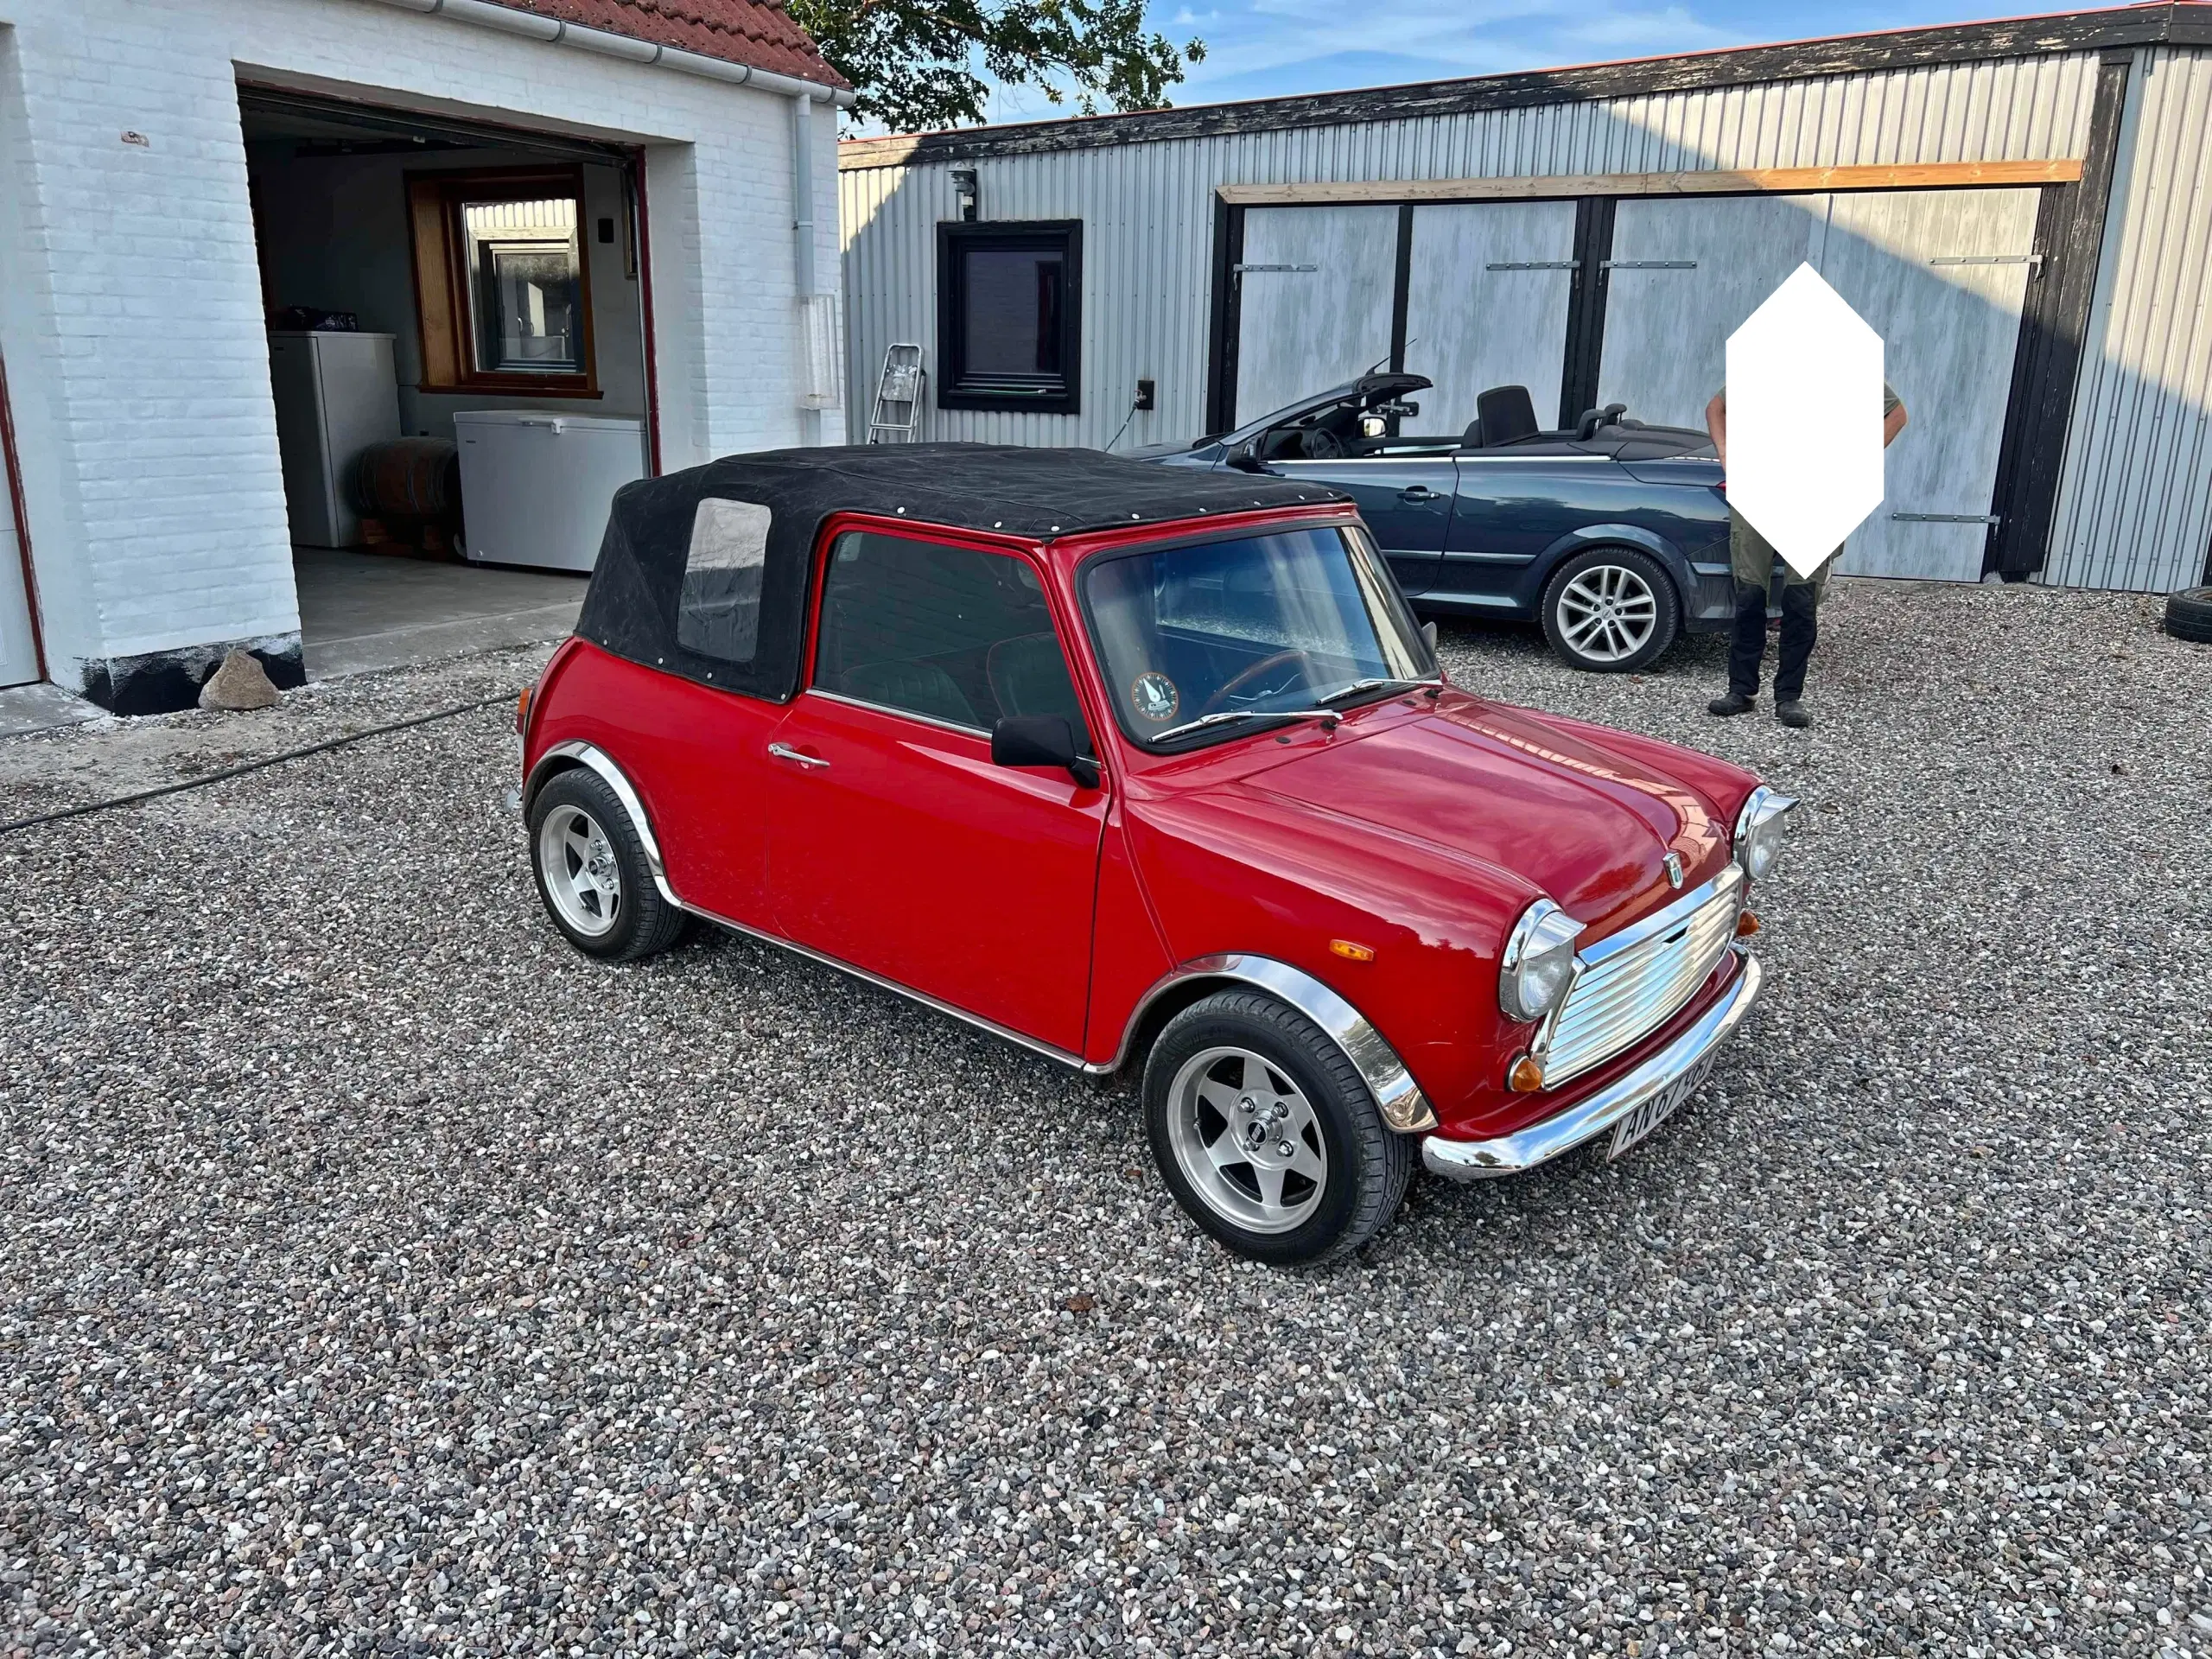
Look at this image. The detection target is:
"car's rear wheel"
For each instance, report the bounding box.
[1143,990,1413,1266]
[528,768,687,963]
[1540,546,1680,672]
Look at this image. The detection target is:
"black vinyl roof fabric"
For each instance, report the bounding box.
[575,444,1343,704]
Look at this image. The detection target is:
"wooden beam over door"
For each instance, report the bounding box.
[1217,159,2084,207]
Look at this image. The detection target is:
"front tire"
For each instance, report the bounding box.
[1143,990,1414,1266]
[1540,546,1681,672]
[527,768,687,963]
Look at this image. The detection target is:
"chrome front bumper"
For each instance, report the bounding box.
[1421,952,1762,1181]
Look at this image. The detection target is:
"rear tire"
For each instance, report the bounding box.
[2164,585,2212,643]
[528,768,688,963]
[1143,990,1413,1266]
[1540,546,1681,672]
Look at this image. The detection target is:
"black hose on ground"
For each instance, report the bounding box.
[0,690,517,838]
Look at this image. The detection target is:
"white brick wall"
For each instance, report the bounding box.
[0,0,841,692]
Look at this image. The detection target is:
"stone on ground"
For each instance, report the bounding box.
[196,648,281,711]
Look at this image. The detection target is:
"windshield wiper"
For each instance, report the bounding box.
[1148,707,1340,745]
[1315,675,1446,706]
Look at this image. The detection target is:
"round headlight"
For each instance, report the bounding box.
[1499,899,1584,1023]
[1732,785,1798,882]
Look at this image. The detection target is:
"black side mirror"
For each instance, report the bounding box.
[1224,438,1264,474]
[992,715,1101,790]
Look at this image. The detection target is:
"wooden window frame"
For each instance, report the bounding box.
[406,165,601,398]
[935,219,1083,415]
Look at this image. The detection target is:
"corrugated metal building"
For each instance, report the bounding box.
[840,4,2212,593]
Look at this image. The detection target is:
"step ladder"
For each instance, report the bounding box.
[866,344,925,443]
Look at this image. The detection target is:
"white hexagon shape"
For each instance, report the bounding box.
[1725,263,1886,579]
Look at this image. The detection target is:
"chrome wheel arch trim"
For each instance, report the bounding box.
[525,741,682,907]
[1101,954,1436,1134]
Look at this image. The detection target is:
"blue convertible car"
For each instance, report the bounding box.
[1141,373,1732,673]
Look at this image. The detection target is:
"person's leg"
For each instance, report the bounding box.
[1771,554,1831,723]
[1713,512,1770,715]
[1726,583,1767,694]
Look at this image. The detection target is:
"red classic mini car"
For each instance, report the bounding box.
[518,447,1794,1264]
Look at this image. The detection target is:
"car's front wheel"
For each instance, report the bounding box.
[1539,546,1681,672]
[1143,990,1414,1266]
[528,767,688,963]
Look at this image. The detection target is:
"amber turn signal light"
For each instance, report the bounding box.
[1328,939,1376,963]
[1735,910,1761,938]
[1507,1053,1546,1093]
[516,686,532,735]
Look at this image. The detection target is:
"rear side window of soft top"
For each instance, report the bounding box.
[676,497,770,664]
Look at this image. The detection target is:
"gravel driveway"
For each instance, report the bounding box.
[3,581,2208,1657]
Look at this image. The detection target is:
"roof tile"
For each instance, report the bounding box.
[482,0,846,88]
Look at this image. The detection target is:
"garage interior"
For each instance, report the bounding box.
[238,88,653,677]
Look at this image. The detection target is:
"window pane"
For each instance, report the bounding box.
[677,498,771,664]
[462,197,582,375]
[962,247,1064,379]
[814,532,1086,741]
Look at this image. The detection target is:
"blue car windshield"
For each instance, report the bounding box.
[1080,525,1435,747]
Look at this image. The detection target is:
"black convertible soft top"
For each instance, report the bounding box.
[575,444,1339,703]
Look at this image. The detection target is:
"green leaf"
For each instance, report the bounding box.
[789,0,1204,132]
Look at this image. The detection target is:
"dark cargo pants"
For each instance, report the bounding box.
[1727,511,1836,703]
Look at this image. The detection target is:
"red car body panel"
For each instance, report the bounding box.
[524,502,1764,1146]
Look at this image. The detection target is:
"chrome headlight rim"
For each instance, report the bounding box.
[1498,898,1585,1023]
[1732,785,1798,881]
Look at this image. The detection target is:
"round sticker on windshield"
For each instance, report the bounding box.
[1129,671,1180,723]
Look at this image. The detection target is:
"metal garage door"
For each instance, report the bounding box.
[1235,205,1399,423]
[1402,201,1580,439]
[1599,188,2041,581]
[1598,194,1831,430]
[1820,188,2041,580]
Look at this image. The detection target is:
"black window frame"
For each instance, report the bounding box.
[936,219,1084,416]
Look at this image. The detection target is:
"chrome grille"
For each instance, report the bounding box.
[1540,865,1744,1085]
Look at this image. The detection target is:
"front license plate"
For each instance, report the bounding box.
[1607,1055,1715,1161]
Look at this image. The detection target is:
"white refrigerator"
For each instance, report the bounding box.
[268,331,402,548]
[454,410,647,572]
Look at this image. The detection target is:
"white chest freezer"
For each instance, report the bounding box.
[454,410,646,572]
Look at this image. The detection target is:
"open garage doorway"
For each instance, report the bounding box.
[238,86,655,678]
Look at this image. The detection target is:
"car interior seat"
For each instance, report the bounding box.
[836,658,978,728]
[987,632,1090,738]
[1473,385,1541,448]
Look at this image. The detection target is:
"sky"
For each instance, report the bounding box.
[975,0,2142,124]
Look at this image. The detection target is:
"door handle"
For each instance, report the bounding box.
[1399,486,1443,503]
[768,742,830,770]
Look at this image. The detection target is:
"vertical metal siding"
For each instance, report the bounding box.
[842,55,2105,466]
[2047,48,2212,593]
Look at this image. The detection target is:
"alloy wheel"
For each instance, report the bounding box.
[537,802,623,938]
[1556,563,1659,663]
[1164,1046,1329,1235]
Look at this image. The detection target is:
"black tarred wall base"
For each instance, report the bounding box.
[75,637,308,716]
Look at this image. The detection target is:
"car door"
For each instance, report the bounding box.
[1265,454,1455,595]
[1438,448,1631,609]
[765,527,1106,1056]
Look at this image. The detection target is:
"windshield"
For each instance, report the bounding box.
[1080,524,1436,747]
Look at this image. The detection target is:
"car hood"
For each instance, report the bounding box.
[1240,699,1732,936]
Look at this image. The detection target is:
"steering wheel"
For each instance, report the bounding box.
[1298,424,1347,460]
[1199,649,1319,717]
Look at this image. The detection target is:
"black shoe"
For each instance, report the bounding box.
[1776,700,1812,728]
[1707,691,1756,717]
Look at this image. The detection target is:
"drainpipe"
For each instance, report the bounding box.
[792,90,826,447]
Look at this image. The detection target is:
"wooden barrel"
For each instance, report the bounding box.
[353,438,461,519]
